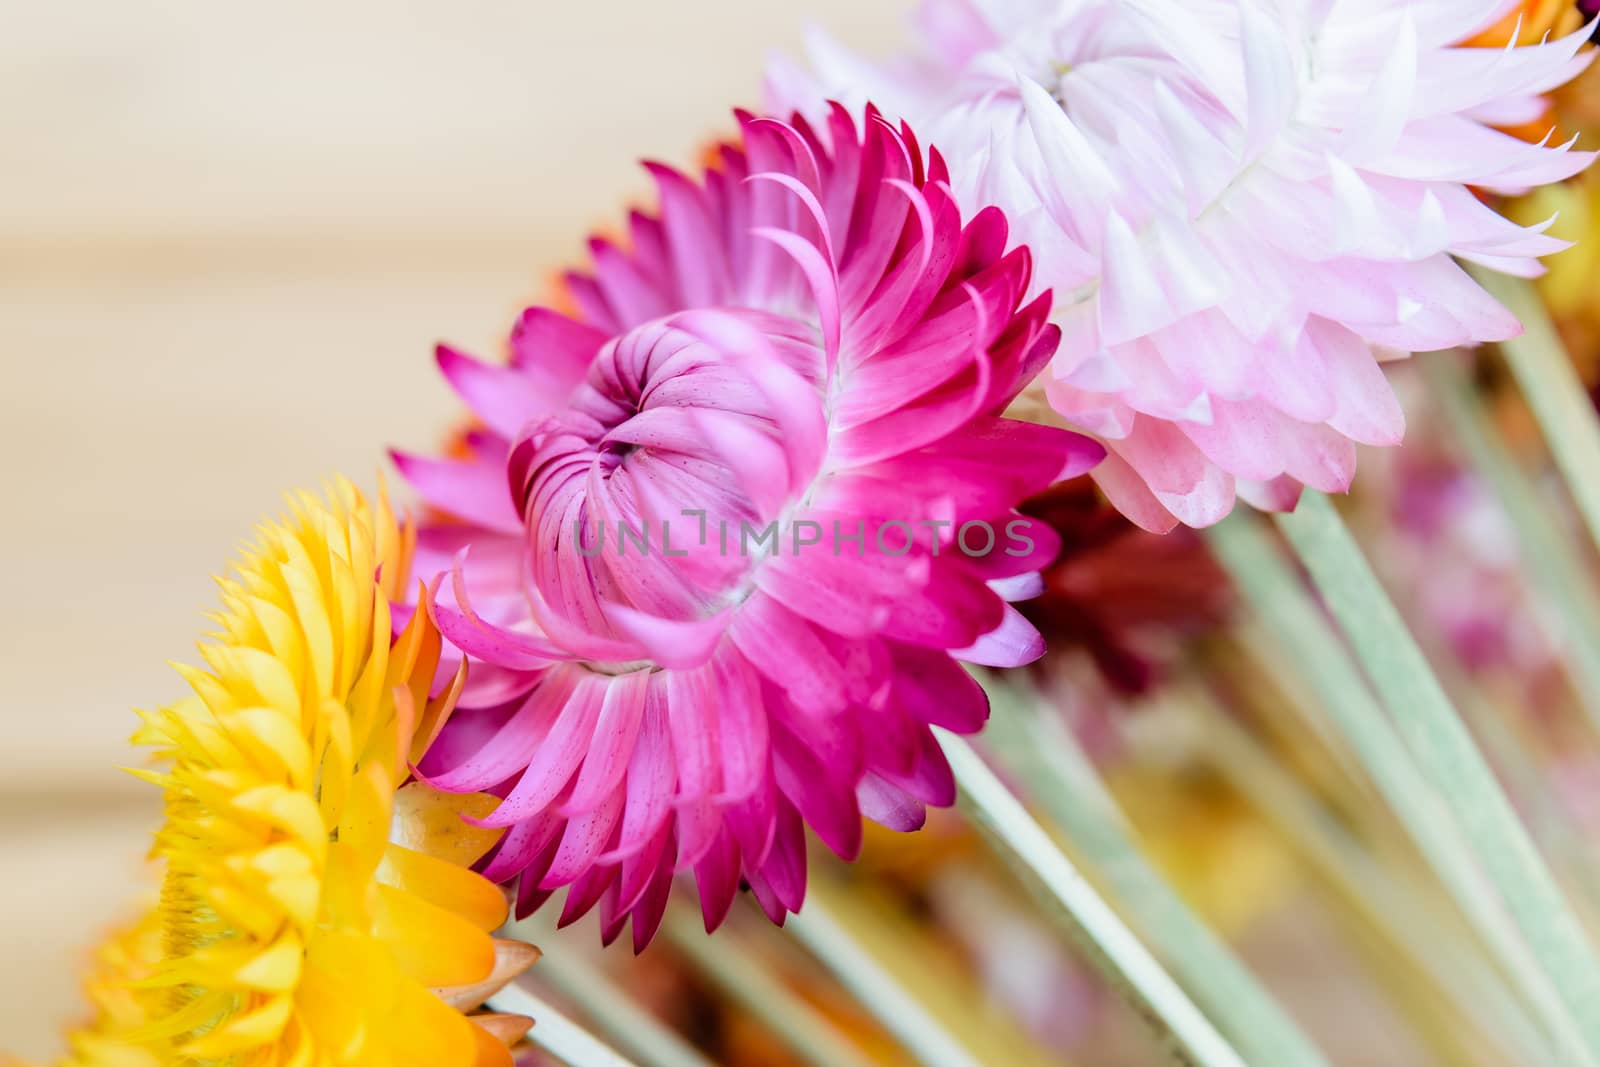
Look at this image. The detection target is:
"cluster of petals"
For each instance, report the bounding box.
[769,0,1597,529]
[395,107,1103,948]
[127,482,531,1067]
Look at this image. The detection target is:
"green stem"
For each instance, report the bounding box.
[1450,682,1600,923]
[1471,268,1600,555]
[977,677,1330,1067]
[1422,350,1600,732]
[1207,513,1591,1065]
[938,729,1249,1067]
[662,904,878,1067]
[488,982,642,1067]
[506,917,714,1067]
[785,891,987,1067]
[1274,491,1600,1063]
[1183,685,1549,1067]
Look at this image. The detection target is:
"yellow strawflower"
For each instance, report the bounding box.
[23,479,537,1067]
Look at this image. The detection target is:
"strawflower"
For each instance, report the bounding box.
[116,480,536,1067]
[769,0,1596,530]
[395,106,1103,947]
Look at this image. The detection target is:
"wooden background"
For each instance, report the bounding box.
[0,3,911,1053]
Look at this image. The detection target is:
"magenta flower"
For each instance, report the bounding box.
[393,107,1103,949]
[769,0,1596,530]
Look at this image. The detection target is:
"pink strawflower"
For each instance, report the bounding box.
[769,0,1596,530]
[393,107,1103,949]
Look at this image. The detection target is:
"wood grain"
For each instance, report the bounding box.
[0,2,910,1055]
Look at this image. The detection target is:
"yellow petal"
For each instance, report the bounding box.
[278,537,338,702]
[380,844,508,934]
[232,932,305,993]
[180,994,292,1057]
[239,590,304,674]
[230,785,328,859]
[374,883,497,988]
[336,761,395,867]
[411,659,467,770]
[228,706,314,788]
[382,980,480,1067]
[433,940,542,1012]
[206,644,303,720]
[317,695,356,829]
[389,784,503,868]
[299,932,406,1058]
[241,841,315,881]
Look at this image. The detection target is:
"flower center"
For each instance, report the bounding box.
[510,309,829,645]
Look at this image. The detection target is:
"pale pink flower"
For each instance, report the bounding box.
[769,0,1596,529]
[394,108,1103,948]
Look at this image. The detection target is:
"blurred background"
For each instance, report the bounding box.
[0,2,918,1054]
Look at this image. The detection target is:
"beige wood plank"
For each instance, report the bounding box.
[0,2,913,1054]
